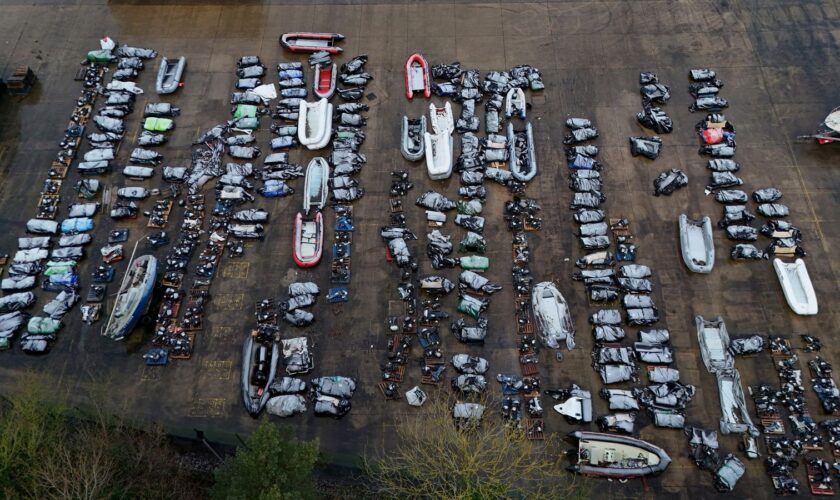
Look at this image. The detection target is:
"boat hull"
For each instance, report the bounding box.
[508,122,537,182]
[297,99,333,150]
[314,63,336,99]
[103,255,157,341]
[401,115,427,161]
[405,53,431,100]
[429,102,454,135]
[679,214,714,273]
[567,431,671,478]
[280,32,344,54]
[774,258,818,315]
[303,157,329,214]
[156,56,185,95]
[241,334,280,417]
[293,212,323,268]
[532,281,575,350]
[424,132,453,180]
[505,87,526,119]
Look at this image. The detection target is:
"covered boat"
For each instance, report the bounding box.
[313,63,336,99]
[505,87,526,119]
[303,157,329,215]
[429,102,454,135]
[405,53,430,100]
[532,281,575,350]
[280,32,344,54]
[241,333,279,417]
[566,431,671,477]
[102,255,157,340]
[679,214,714,273]
[424,132,453,180]
[773,258,818,315]
[293,212,323,268]
[508,122,537,182]
[297,98,333,150]
[401,115,427,161]
[156,56,185,94]
[696,315,733,374]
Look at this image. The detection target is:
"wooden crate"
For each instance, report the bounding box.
[525,419,545,440]
[378,382,401,401]
[169,332,197,360]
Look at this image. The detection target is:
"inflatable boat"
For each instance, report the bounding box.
[532,281,575,350]
[313,63,336,99]
[424,131,453,180]
[773,258,818,315]
[508,122,537,182]
[679,214,714,273]
[405,53,430,100]
[429,102,454,135]
[566,431,671,478]
[241,333,279,417]
[155,56,185,94]
[303,157,329,215]
[505,87,526,119]
[102,255,157,341]
[280,32,344,54]
[293,212,323,268]
[401,115,427,161]
[297,98,333,150]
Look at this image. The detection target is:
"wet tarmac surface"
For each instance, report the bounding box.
[1,1,840,497]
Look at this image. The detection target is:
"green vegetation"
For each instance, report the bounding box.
[364,394,589,500]
[211,420,319,500]
[0,373,206,499]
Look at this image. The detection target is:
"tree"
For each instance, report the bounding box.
[211,419,319,500]
[364,393,589,500]
[0,372,209,500]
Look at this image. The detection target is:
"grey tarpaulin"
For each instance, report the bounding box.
[266,395,307,417]
[311,376,356,398]
[269,376,307,395]
[649,367,680,383]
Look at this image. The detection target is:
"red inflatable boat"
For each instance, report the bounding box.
[292,212,323,268]
[404,53,430,100]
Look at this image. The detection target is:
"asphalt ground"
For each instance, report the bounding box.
[1,1,840,498]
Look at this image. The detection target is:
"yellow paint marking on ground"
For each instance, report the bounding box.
[215,293,245,310]
[202,359,232,380]
[188,398,227,418]
[221,261,250,279]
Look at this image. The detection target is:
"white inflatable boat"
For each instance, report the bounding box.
[297,98,333,150]
[679,214,714,273]
[424,131,453,180]
[429,102,454,135]
[505,87,526,119]
[401,115,426,161]
[773,258,818,315]
[303,157,329,215]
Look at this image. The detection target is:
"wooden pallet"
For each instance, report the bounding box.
[378,382,401,401]
[760,416,785,434]
[525,419,545,440]
[161,273,184,288]
[389,198,403,213]
[385,365,405,384]
[421,373,441,386]
[521,362,539,376]
[169,332,197,360]
[807,462,835,496]
[770,339,793,359]
[48,163,69,179]
[147,199,174,228]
